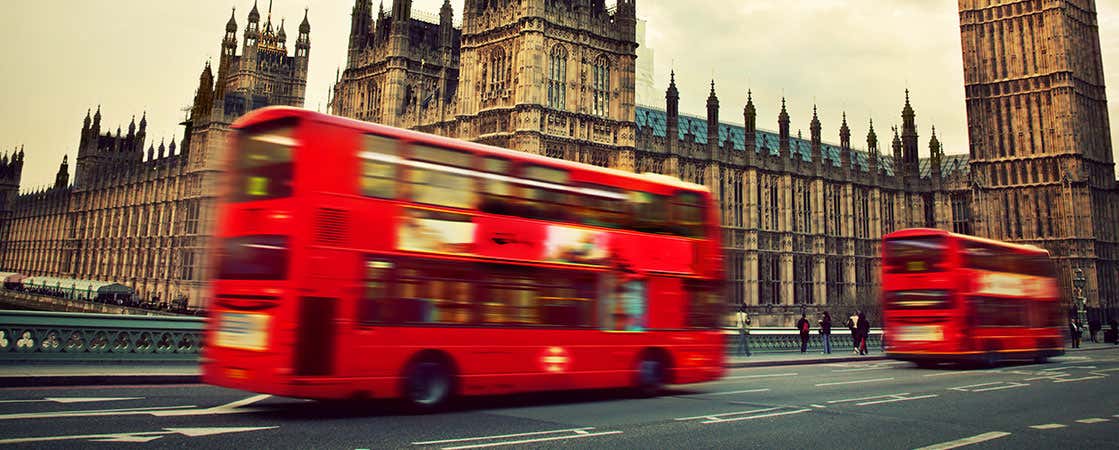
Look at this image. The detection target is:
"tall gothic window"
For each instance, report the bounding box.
[592,55,610,117]
[488,47,508,98]
[548,46,567,110]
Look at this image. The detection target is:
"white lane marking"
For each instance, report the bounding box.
[0,394,271,421]
[0,426,277,445]
[924,371,991,378]
[1029,424,1067,430]
[421,429,624,450]
[949,381,1028,392]
[810,404,826,408]
[675,407,780,421]
[1092,368,1119,373]
[414,428,597,445]
[0,405,196,421]
[828,393,912,404]
[151,394,272,417]
[700,408,811,424]
[1056,365,1097,370]
[913,431,1011,450]
[1053,376,1105,383]
[856,394,938,406]
[702,388,770,396]
[0,397,142,404]
[833,367,893,373]
[815,377,894,387]
[1076,418,1110,424]
[722,373,798,380]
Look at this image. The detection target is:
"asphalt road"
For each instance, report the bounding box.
[1,349,1116,449]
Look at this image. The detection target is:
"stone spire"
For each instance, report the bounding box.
[778,97,790,157]
[744,90,757,154]
[810,104,822,164]
[839,112,851,170]
[706,80,720,149]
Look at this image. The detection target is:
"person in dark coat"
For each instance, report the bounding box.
[1087,317,1100,343]
[819,312,833,354]
[796,314,811,353]
[1069,319,1082,349]
[856,312,871,355]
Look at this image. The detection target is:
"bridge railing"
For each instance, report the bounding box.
[0,310,204,361]
[0,310,884,362]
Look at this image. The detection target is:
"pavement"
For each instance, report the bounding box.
[1,342,1114,387]
[0,347,1115,449]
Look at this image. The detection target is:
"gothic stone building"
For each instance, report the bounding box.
[332,0,1115,324]
[0,3,311,308]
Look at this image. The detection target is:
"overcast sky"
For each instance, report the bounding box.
[2,1,1117,191]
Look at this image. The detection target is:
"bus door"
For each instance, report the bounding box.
[295,296,337,376]
[601,274,647,331]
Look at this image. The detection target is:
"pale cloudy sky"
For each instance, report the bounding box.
[1,1,1117,191]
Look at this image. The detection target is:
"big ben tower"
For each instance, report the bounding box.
[959,0,1118,312]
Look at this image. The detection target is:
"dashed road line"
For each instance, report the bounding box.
[412,428,623,449]
[1075,418,1110,424]
[1029,424,1067,430]
[913,431,1011,450]
[856,394,938,406]
[815,377,894,387]
[826,393,937,406]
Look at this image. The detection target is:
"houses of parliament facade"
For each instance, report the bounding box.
[0,0,1115,323]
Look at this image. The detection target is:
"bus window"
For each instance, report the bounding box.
[405,145,476,209]
[360,135,399,199]
[479,157,517,215]
[233,124,296,202]
[215,235,289,280]
[883,236,947,273]
[358,259,395,324]
[631,192,671,234]
[577,184,627,229]
[481,266,596,328]
[672,191,706,238]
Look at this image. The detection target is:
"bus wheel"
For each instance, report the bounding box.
[634,352,667,397]
[402,356,454,413]
[1032,355,1049,365]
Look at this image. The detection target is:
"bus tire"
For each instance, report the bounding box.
[401,354,455,413]
[1032,355,1049,365]
[979,352,999,369]
[634,350,668,397]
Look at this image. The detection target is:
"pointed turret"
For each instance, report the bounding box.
[666,71,680,151]
[147,143,155,161]
[900,89,919,178]
[930,125,942,180]
[810,104,822,164]
[744,90,757,154]
[348,0,372,68]
[839,112,852,170]
[226,7,238,32]
[706,80,720,149]
[158,139,166,159]
[128,115,136,137]
[296,8,311,61]
[867,118,880,173]
[169,138,177,156]
[277,18,287,44]
[892,125,903,177]
[54,155,69,189]
[778,98,790,157]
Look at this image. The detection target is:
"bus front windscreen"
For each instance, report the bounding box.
[883,236,947,274]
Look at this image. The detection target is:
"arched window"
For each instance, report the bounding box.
[548,45,567,110]
[488,47,507,98]
[592,55,610,117]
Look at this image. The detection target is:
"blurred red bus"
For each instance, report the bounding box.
[881,228,1065,366]
[201,107,725,410]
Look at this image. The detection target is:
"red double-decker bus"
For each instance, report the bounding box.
[881,229,1065,366]
[201,107,725,410]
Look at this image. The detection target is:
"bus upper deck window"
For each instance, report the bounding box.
[883,236,947,273]
[234,123,296,202]
[361,135,399,199]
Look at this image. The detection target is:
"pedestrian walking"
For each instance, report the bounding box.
[796,314,811,353]
[736,306,752,357]
[1088,317,1101,343]
[846,312,859,354]
[819,312,832,354]
[857,311,871,355]
[1069,319,1081,349]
